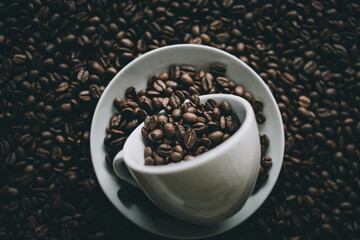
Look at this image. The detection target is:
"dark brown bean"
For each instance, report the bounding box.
[208,131,224,146]
[184,129,196,149]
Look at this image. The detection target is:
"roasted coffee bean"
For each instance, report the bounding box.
[180,65,196,77]
[207,121,219,131]
[145,156,155,165]
[210,64,226,77]
[212,108,222,120]
[171,109,182,121]
[169,65,181,80]
[256,112,266,123]
[226,115,240,132]
[189,95,200,106]
[169,94,181,109]
[195,146,208,156]
[184,129,196,149]
[144,146,153,157]
[201,73,214,92]
[220,101,232,115]
[180,73,194,86]
[5,1,356,237]
[148,129,164,143]
[234,86,245,96]
[170,151,182,162]
[157,144,172,157]
[175,124,186,142]
[164,123,175,138]
[153,80,166,92]
[182,112,198,124]
[252,99,263,112]
[144,115,157,131]
[208,131,224,146]
[216,76,230,88]
[192,122,206,133]
[0,139,10,156]
[139,97,153,114]
[184,155,195,160]
[153,154,165,165]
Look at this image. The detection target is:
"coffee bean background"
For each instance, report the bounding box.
[0,0,359,239]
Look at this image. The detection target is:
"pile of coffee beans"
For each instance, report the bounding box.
[0,0,359,239]
[105,64,271,184]
[142,98,241,165]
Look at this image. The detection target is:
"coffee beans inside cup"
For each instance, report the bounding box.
[105,64,271,187]
[142,98,241,165]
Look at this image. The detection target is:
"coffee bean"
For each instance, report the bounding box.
[153,80,166,92]
[189,95,200,106]
[0,139,10,156]
[144,115,157,131]
[216,76,230,88]
[180,65,196,77]
[153,154,165,165]
[182,112,198,124]
[79,91,91,102]
[145,156,155,165]
[174,90,186,103]
[89,84,102,99]
[4,1,357,237]
[208,131,224,146]
[6,187,20,198]
[210,64,226,77]
[13,54,27,64]
[215,32,230,42]
[175,124,186,142]
[192,122,206,133]
[234,86,245,96]
[148,129,164,143]
[157,144,172,157]
[169,65,181,80]
[220,101,232,115]
[169,94,181,109]
[180,73,194,86]
[144,146,152,157]
[77,69,89,82]
[303,61,317,75]
[226,115,240,132]
[170,151,182,162]
[184,129,196,149]
[163,123,175,139]
[195,146,208,156]
[183,155,194,160]
[171,109,182,121]
[201,73,214,92]
[256,112,266,123]
[212,108,222,120]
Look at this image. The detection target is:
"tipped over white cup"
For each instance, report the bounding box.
[112,94,260,225]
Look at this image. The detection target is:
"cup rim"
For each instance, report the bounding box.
[123,93,257,174]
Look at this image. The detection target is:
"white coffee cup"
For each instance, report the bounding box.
[112,93,260,225]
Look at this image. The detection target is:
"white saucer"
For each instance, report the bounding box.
[90,45,284,239]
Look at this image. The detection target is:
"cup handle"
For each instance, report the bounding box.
[112,150,140,189]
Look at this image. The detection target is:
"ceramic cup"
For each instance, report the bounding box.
[112,94,260,225]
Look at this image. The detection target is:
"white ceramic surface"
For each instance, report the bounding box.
[112,94,260,225]
[90,44,284,239]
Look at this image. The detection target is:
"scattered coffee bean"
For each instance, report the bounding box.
[1,0,358,238]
